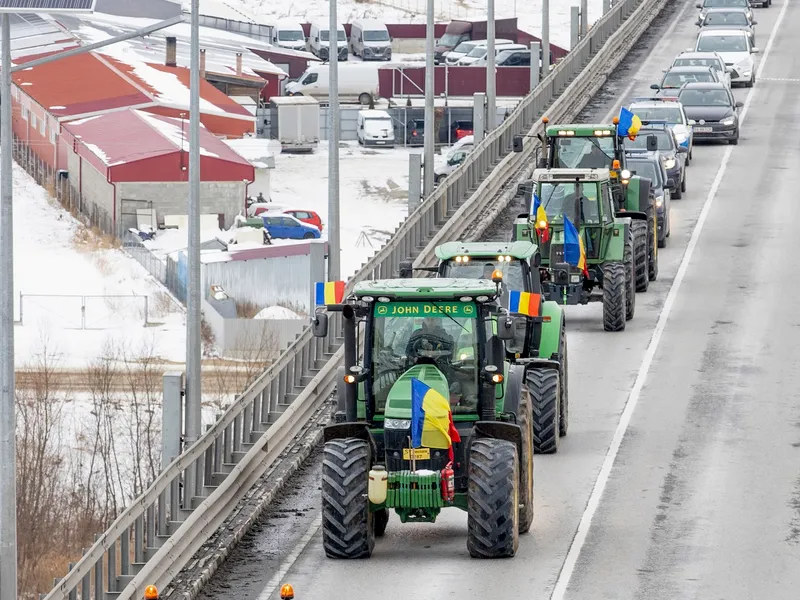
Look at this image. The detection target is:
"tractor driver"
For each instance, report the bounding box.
[405,316,455,365]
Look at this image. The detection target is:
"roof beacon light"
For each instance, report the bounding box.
[491,269,504,284]
[144,586,159,600]
[542,116,550,124]
[280,584,295,600]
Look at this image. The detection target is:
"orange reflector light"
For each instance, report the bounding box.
[281,584,295,599]
[144,586,158,600]
[542,316,552,322]
[491,374,504,384]
[344,374,356,384]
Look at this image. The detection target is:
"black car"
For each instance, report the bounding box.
[651,65,722,93]
[677,81,743,144]
[626,151,674,248]
[623,124,688,199]
[405,119,425,146]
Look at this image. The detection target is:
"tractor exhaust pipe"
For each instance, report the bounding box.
[342,305,358,423]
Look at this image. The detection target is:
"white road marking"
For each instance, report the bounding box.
[255,514,322,600]
[601,0,695,122]
[549,1,791,599]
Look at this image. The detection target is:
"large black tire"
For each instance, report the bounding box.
[526,368,560,454]
[515,389,535,534]
[559,326,569,437]
[647,211,659,282]
[467,438,520,558]
[681,171,687,193]
[631,219,649,293]
[623,229,636,321]
[673,176,683,199]
[602,261,626,332]
[321,438,374,559]
[373,509,389,537]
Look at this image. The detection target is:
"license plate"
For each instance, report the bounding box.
[403,447,430,460]
[694,127,713,133]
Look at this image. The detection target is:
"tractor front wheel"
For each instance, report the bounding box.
[515,388,535,533]
[624,229,636,321]
[631,219,649,293]
[527,368,560,454]
[602,262,627,332]
[467,438,520,558]
[321,438,374,559]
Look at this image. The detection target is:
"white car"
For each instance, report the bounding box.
[693,29,759,86]
[669,51,732,88]
[628,98,694,161]
[455,39,515,65]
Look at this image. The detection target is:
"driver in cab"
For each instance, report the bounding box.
[405,316,455,360]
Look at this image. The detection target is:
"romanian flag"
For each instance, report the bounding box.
[410,378,461,462]
[508,290,541,317]
[564,216,589,277]
[617,107,642,141]
[532,192,550,243]
[314,281,345,306]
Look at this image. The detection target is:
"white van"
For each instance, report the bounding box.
[271,20,306,51]
[308,21,348,62]
[350,19,393,61]
[285,64,378,105]
[455,39,516,65]
[357,109,395,147]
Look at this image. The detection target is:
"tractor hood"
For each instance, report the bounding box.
[384,364,450,419]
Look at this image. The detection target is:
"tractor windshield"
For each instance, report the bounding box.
[538,181,602,225]
[370,301,481,414]
[440,258,526,291]
[552,136,615,169]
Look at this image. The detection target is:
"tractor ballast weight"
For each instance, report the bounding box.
[312,278,534,559]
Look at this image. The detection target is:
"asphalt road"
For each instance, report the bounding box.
[198,1,800,598]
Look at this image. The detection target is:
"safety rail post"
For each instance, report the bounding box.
[93,534,103,600]
[106,539,116,593]
[121,529,130,575]
[135,515,144,564]
[67,563,76,600]
[80,550,90,600]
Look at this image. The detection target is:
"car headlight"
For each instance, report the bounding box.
[720,116,735,126]
[384,418,411,430]
[655,194,664,208]
[663,158,676,169]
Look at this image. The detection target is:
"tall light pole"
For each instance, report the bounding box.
[184,0,202,503]
[486,0,496,131]
[542,0,551,75]
[328,0,341,281]
[0,13,16,600]
[423,0,435,199]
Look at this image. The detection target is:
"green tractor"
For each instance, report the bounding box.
[513,168,637,332]
[513,120,659,289]
[311,277,535,559]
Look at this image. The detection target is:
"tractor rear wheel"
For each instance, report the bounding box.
[515,388,535,533]
[631,219,649,293]
[602,261,627,332]
[321,438,374,559]
[467,438,520,558]
[624,229,636,321]
[647,211,659,282]
[527,368,560,454]
[559,327,569,437]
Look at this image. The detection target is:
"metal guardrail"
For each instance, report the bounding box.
[44,1,668,598]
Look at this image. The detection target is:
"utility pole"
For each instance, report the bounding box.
[486,0,496,131]
[423,0,435,198]
[542,0,551,76]
[0,13,16,600]
[184,0,202,504]
[328,0,341,281]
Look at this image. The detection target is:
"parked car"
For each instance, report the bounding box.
[495,48,533,66]
[693,28,759,86]
[405,118,425,146]
[349,19,393,61]
[696,7,757,45]
[283,209,324,232]
[623,124,688,198]
[307,21,348,61]
[455,39,515,65]
[357,109,396,147]
[471,44,530,66]
[441,119,473,143]
[445,40,486,65]
[270,20,306,51]
[624,151,673,248]
[434,146,472,184]
[261,214,321,239]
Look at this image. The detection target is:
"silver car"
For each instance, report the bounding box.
[669,51,732,88]
[697,8,757,46]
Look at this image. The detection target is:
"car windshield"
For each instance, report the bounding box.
[364,30,390,42]
[662,71,714,87]
[538,181,602,225]
[278,30,304,41]
[320,30,346,41]
[697,34,748,52]
[704,0,747,7]
[370,301,480,414]
[453,41,478,54]
[704,11,749,25]
[679,88,731,106]
[628,160,662,186]
[631,106,684,124]
[625,130,673,151]
[441,259,526,291]
[553,136,615,169]
[466,46,488,58]
[673,57,723,71]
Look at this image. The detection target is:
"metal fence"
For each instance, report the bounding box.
[42,1,666,598]
[16,293,149,330]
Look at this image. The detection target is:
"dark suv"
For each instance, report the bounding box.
[625,151,674,248]
[623,124,688,198]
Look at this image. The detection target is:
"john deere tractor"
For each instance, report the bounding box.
[311,277,534,559]
[512,168,637,332]
[513,120,659,289]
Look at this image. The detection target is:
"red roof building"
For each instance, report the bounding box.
[60,109,255,233]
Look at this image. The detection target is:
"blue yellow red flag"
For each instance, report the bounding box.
[508,290,541,317]
[531,192,550,242]
[563,216,589,277]
[411,378,461,461]
[314,281,345,305]
[617,107,642,140]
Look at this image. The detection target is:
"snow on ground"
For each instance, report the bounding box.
[255,305,303,320]
[222,0,607,50]
[8,160,186,368]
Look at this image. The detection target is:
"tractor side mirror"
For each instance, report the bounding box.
[513,134,524,152]
[497,316,516,341]
[312,311,329,337]
[646,135,658,152]
[398,260,413,278]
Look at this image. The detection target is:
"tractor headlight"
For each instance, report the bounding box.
[570,274,581,283]
[384,419,411,430]
[663,158,676,169]
[720,116,735,126]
